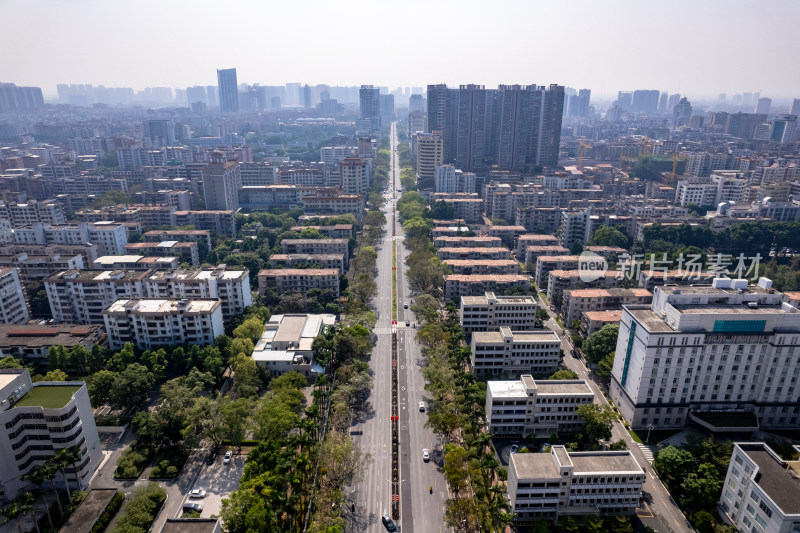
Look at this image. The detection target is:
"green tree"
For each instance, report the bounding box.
[110,363,154,410]
[654,445,695,490]
[21,463,57,526]
[548,369,578,380]
[87,370,117,406]
[590,226,629,248]
[0,356,25,369]
[681,463,723,511]
[233,316,265,343]
[442,445,470,497]
[576,404,616,445]
[230,353,262,398]
[582,324,619,364]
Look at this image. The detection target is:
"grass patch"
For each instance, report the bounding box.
[629,428,684,445]
[628,429,643,444]
[14,385,81,408]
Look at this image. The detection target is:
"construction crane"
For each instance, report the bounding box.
[671,150,681,181]
[578,140,592,170]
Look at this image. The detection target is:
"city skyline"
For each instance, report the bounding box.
[2,0,799,99]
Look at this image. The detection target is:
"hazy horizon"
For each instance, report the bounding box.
[2,0,799,101]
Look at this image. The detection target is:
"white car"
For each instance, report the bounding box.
[189,488,206,499]
[223,451,232,464]
[422,448,430,461]
[418,400,425,411]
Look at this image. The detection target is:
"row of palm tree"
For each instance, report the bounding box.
[1,447,83,533]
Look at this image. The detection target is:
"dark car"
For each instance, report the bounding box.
[381,514,397,531]
[205,453,215,465]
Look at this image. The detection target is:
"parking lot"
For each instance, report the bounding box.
[180,452,246,518]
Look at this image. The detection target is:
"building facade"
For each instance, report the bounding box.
[460,292,538,336]
[471,327,561,378]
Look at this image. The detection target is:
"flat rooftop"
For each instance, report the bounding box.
[104,298,219,314]
[0,373,20,389]
[14,384,81,409]
[511,453,560,480]
[569,451,642,474]
[535,380,594,395]
[583,310,623,321]
[488,380,526,398]
[628,308,675,332]
[742,446,800,514]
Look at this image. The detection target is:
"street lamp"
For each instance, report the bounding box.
[646,424,654,443]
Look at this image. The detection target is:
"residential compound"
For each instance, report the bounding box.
[508,447,644,523]
[444,274,530,300]
[0,369,102,500]
[560,288,653,325]
[44,266,250,324]
[251,313,335,381]
[471,328,561,378]
[257,269,340,298]
[486,375,594,437]
[459,292,538,336]
[102,298,224,350]
[718,442,800,533]
[610,278,800,431]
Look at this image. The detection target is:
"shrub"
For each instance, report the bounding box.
[90,492,124,533]
[115,448,148,479]
[110,483,166,533]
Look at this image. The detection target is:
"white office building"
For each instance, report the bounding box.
[610,278,800,431]
[718,442,800,533]
[486,375,594,437]
[102,298,224,350]
[0,369,102,501]
[508,446,644,524]
[471,327,561,378]
[460,292,538,336]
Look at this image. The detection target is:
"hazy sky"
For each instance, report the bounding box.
[2,0,799,100]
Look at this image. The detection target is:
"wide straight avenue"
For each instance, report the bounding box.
[350,123,446,532]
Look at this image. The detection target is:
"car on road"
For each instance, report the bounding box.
[571,350,579,358]
[422,448,430,461]
[510,444,519,454]
[189,488,206,498]
[183,502,203,513]
[224,450,232,464]
[381,514,397,531]
[405,320,410,326]
[418,400,425,411]
[403,302,408,309]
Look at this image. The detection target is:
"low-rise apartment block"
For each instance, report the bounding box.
[581,310,622,337]
[486,225,527,247]
[280,239,349,266]
[268,254,346,273]
[143,267,252,320]
[460,292,538,337]
[289,224,354,239]
[45,269,148,324]
[173,210,236,238]
[524,246,570,269]
[444,274,530,301]
[443,259,519,275]
[143,230,212,250]
[102,298,224,350]
[508,447,644,523]
[535,255,581,289]
[637,269,715,291]
[91,255,180,270]
[718,442,800,533]
[0,268,29,324]
[486,375,594,437]
[471,327,561,378]
[516,234,560,258]
[561,288,652,325]
[431,226,471,239]
[0,369,103,500]
[0,324,106,366]
[300,189,364,220]
[441,198,484,223]
[434,236,502,249]
[257,269,340,298]
[124,241,199,266]
[546,270,626,309]
[436,247,512,261]
[0,252,84,282]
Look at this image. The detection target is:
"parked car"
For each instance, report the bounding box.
[510,444,519,454]
[381,514,397,531]
[183,502,203,513]
[418,400,425,411]
[422,448,430,462]
[224,450,232,464]
[189,488,206,499]
[205,453,215,465]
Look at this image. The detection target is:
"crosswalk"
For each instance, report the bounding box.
[637,443,654,464]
